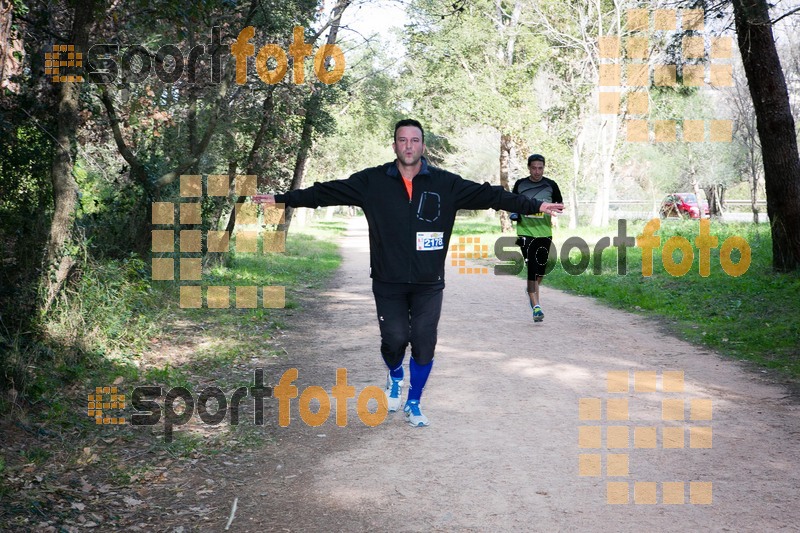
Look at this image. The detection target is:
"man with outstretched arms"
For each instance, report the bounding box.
[254,120,563,427]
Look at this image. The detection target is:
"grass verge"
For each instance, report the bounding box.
[453,215,800,378]
[0,219,344,528]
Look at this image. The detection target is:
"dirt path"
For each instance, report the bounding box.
[226,217,800,532]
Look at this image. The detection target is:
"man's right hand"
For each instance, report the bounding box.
[252,194,276,205]
[539,202,564,216]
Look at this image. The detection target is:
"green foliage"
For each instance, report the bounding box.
[454,216,800,376]
[545,220,800,376]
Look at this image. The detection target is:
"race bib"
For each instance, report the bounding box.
[525,212,545,219]
[416,232,444,251]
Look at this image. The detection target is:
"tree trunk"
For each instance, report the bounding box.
[733,0,800,271]
[0,0,23,92]
[281,1,351,234]
[40,0,96,313]
[569,130,583,229]
[224,88,276,236]
[750,161,760,224]
[498,133,513,233]
[281,106,315,233]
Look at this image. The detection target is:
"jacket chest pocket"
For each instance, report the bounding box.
[416,191,441,223]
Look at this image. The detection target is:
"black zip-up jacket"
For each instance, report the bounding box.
[275,158,546,284]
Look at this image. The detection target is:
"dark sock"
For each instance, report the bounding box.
[408,358,433,402]
[389,363,404,380]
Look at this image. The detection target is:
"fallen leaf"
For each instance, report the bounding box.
[123,497,144,507]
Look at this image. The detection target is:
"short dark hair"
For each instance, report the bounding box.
[528,154,545,165]
[394,119,425,143]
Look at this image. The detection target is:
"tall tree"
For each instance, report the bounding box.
[732,0,800,271]
[41,0,97,312]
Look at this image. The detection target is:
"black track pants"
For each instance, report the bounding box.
[372,280,444,368]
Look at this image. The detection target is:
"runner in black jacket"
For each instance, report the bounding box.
[254,119,563,427]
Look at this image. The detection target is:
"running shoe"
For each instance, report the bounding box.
[384,374,404,412]
[403,400,430,427]
[533,305,544,322]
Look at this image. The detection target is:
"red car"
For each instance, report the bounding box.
[659,193,709,219]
